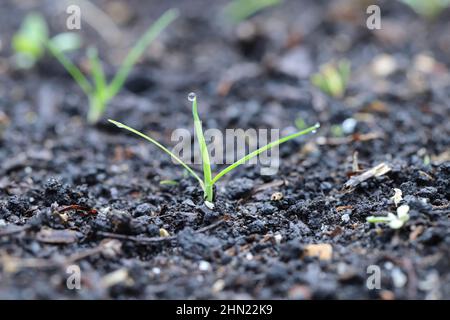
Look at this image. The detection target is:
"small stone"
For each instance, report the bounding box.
[134,203,153,217]
[304,243,333,261]
[274,233,283,244]
[199,261,211,271]
[212,279,225,293]
[391,268,407,288]
[371,54,397,77]
[342,118,357,134]
[226,178,254,200]
[413,54,436,74]
[152,267,161,275]
[417,186,437,199]
[271,192,283,201]
[341,213,350,223]
[248,220,265,234]
[259,203,276,215]
[159,228,170,237]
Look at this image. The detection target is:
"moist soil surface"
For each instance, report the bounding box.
[0,0,449,299]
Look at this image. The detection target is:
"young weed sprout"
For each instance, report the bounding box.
[109,93,319,207]
[311,59,350,99]
[48,9,178,124]
[366,205,410,229]
[12,12,81,69]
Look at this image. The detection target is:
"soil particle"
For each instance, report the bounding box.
[177,227,223,261]
[225,178,255,200]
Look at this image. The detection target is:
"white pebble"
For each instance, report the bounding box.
[152,267,161,275]
[392,268,407,288]
[199,261,211,271]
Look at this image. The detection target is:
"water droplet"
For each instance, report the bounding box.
[311,122,320,134]
[188,92,196,102]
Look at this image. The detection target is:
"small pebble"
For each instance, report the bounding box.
[392,268,407,288]
[274,233,282,244]
[152,267,161,275]
[159,228,170,237]
[199,261,211,271]
[372,54,397,77]
[341,213,350,223]
[271,192,283,201]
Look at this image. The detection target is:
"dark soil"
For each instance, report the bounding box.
[0,0,449,299]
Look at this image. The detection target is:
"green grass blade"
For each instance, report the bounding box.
[87,47,107,100]
[107,9,179,100]
[366,216,391,223]
[47,42,93,96]
[212,123,320,184]
[190,94,213,201]
[108,119,205,190]
[224,0,282,23]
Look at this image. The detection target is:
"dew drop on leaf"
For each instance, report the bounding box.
[188,92,196,102]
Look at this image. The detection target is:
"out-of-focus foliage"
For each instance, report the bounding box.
[400,0,450,19]
[12,12,81,69]
[311,60,351,99]
[223,0,282,23]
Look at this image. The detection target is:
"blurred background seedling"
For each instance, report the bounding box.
[223,0,283,23]
[366,205,410,229]
[400,0,450,19]
[12,12,81,69]
[311,59,351,99]
[48,9,178,124]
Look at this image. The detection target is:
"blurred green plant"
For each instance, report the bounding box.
[224,0,283,23]
[47,9,178,124]
[12,12,81,69]
[109,93,319,205]
[400,0,450,19]
[311,59,351,99]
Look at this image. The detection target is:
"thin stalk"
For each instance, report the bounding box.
[190,95,213,202]
[212,123,319,184]
[107,9,179,100]
[108,119,205,190]
[47,42,92,96]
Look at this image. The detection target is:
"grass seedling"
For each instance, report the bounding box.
[109,93,319,206]
[400,0,450,19]
[47,9,178,124]
[366,205,410,229]
[311,59,351,99]
[12,12,81,69]
[223,0,283,23]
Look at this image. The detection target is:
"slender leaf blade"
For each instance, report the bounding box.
[212,123,320,184]
[47,42,93,96]
[108,119,204,190]
[191,94,213,201]
[107,9,179,99]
